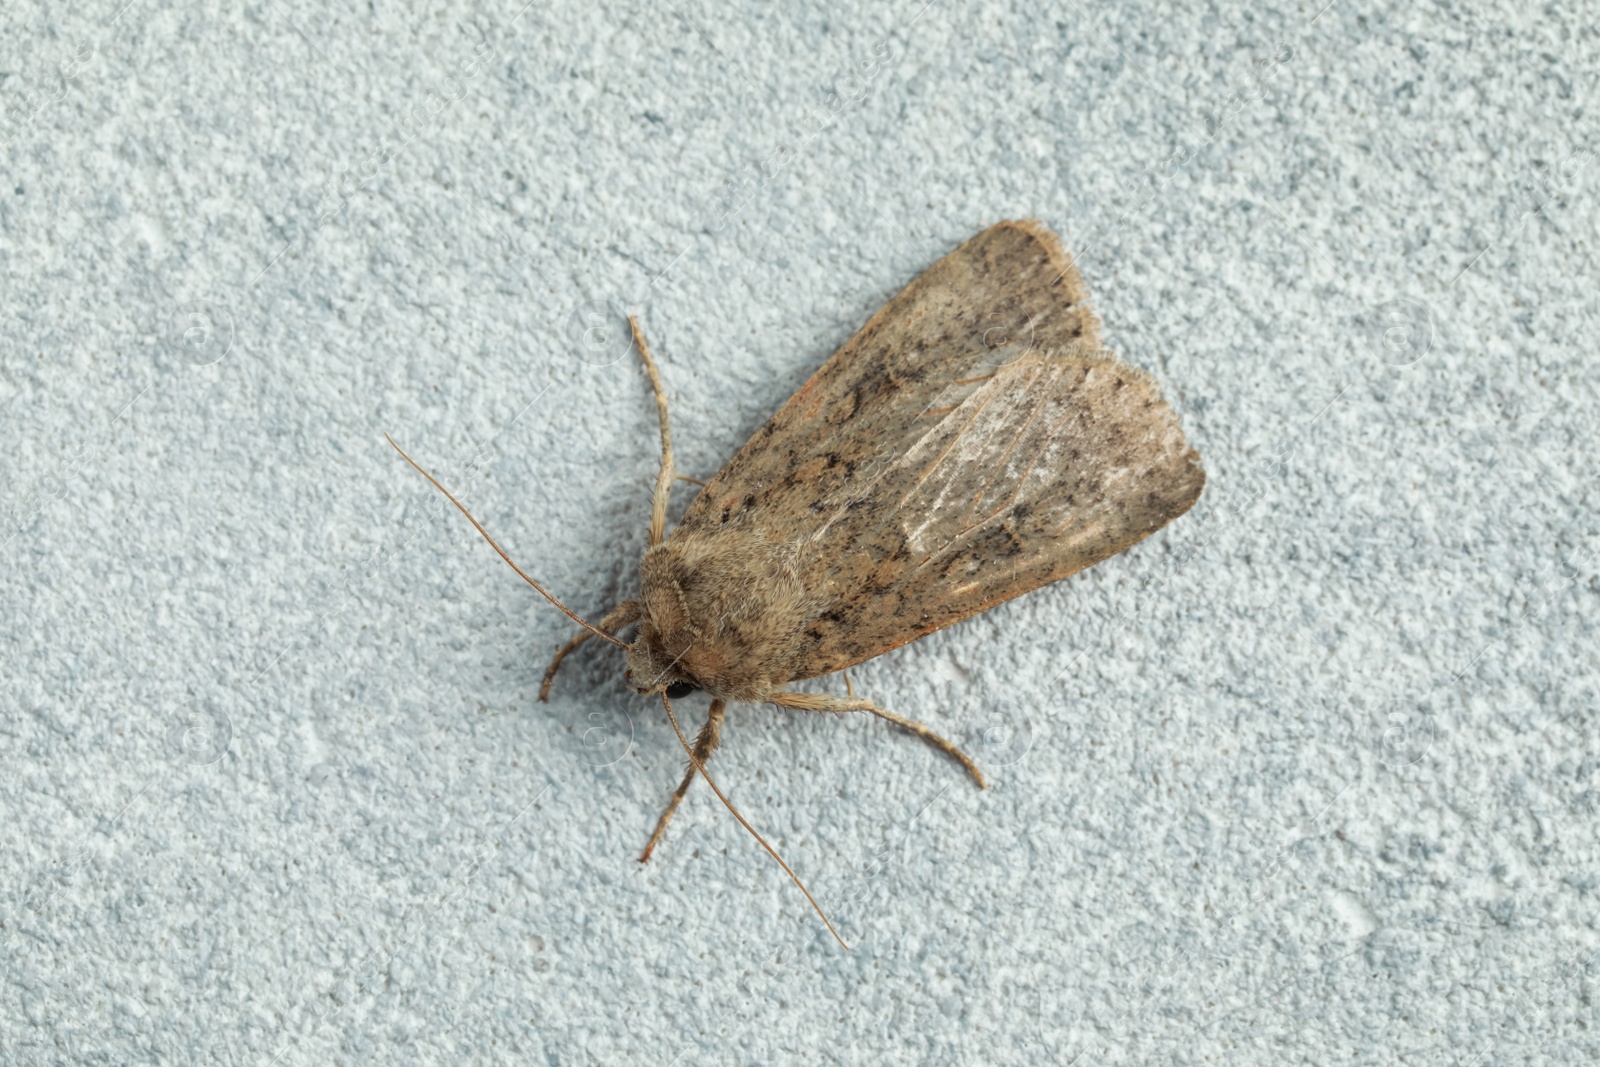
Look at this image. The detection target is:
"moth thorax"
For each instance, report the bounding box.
[631,532,811,703]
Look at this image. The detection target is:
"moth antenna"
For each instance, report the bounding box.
[660,691,849,950]
[384,433,626,649]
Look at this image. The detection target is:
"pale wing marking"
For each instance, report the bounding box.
[894,391,996,514]
[807,387,993,549]
[965,385,1045,513]
[914,394,1045,569]
[910,360,1115,571]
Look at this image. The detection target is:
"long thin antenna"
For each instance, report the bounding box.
[660,691,849,950]
[384,433,626,649]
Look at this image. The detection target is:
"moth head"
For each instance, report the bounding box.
[625,543,711,697]
[623,616,699,697]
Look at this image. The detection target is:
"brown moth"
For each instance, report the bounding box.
[387,218,1204,947]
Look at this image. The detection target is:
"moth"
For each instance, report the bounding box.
[388,219,1204,946]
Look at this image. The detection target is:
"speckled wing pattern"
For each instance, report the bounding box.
[674,219,1205,678]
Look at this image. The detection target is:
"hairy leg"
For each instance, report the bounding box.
[770,689,988,789]
[639,698,726,862]
[541,319,678,701]
[538,599,642,701]
[628,316,676,548]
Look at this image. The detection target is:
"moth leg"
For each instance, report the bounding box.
[628,315,675,547]
[539,599,642,702]
[674,474,706,487]
[770,690,988,790]
[640,698,726,862]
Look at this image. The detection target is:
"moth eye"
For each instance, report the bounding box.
[665,681,696,699]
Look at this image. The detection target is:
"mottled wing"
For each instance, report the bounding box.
[673,220,1204,678]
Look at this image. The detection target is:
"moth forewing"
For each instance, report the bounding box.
[673,230,1201,675]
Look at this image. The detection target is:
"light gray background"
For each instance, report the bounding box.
[3,0,1596,1063]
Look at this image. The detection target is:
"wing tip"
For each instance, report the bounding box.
[979,217,1101,341]
[1054,346,1209,520]
[1176,447,1207,514]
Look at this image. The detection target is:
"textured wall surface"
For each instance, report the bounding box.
[2,1,1596,1063]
